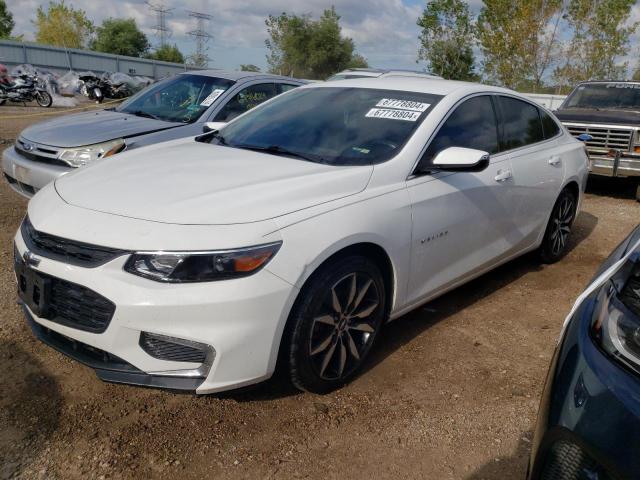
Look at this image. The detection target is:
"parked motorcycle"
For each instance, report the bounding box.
[0,74,53,107]
[79,73,131,103]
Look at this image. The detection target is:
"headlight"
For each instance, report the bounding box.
[58,138,125,167]
[592,251,640,374]
[124,242,282,283]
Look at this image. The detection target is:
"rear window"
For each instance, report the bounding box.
[541,111,560,139]
[496,96,545,151]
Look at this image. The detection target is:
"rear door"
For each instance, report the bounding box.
[494,96,565,245]
[405,94,519,305]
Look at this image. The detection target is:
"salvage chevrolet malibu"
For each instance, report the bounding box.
[15,78,589,394]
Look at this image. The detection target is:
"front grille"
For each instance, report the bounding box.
[139,332,208,363]
[620,270,640,316]
[21,216,126,267]
[47,275,116,333]
[14,138,69,168]
[541,441,611,480]
[565,124,634,151]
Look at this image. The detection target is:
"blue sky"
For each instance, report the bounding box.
[5,0,638,74]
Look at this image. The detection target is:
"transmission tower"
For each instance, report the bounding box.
[147,1,174,47]
[187,11,213,67]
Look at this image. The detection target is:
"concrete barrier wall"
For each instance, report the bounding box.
[523,93,567,110]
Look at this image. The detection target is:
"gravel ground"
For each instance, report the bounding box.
[1,105,639,480]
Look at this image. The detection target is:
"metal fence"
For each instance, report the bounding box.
[0,40,199,79]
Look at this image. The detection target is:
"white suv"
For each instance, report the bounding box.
[15,77,588,394]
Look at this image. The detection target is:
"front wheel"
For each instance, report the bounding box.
[35,91,52,108]
[286,256,386,394]
[538,189,577,264]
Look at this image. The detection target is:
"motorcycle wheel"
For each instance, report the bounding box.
[35,91,53,108]
[94,87,104,104]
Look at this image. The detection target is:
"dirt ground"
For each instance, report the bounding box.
[1,104,639,480]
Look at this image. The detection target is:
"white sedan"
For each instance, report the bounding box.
[14,78,588,394]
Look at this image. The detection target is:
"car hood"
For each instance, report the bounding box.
[21,110,180,148]
[555,108,640,126]
[54,142,373,225]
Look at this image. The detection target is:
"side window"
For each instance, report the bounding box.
[419,95,499,168]
[540,110,560,139]
[214,83,278,122]
[496,96,545,151]
[277,83,299,94]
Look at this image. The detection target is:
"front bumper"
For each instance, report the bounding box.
[14,230,298,394]
[1,146,71,198]
[586,149,640,178]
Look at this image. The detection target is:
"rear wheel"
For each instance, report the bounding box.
[35,91,52,108]
[286,256,386,394]
[538,189,577,264]
[635,183,640,203]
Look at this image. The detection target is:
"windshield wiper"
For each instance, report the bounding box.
[231,144,327,163]
[127,110,162,121]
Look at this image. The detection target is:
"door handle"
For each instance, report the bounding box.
[548,156,561,166]
[494,169,512,182]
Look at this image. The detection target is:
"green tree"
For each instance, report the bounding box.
[240,64,261,72]
[554,0,638,88]
[0,0,15,39]
[265,7,368,79]
[34,1,94,49]
[477,0,563,90]
[417,0,477,81]
[147,44,185,64]
[91,18,149,57]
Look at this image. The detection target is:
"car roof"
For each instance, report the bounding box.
[313,76,514,97]
[181,69,306,83]
[334,68,441,78]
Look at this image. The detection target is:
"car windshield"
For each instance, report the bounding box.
[117,74,235,123]
[216,87,442,166]
[564,83,640,111]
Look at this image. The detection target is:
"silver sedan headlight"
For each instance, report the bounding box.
[58,138,125,167]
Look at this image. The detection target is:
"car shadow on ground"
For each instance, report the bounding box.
[0,340,62,479]
[465,434,533,479]
[218,209,598,403]
[586,175,638,201]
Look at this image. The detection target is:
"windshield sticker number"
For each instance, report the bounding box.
[376,98,430,112]
[200,89,226,107]
[366,108,421,122]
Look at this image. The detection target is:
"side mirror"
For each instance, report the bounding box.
[431,147,490,172]
[576,133,593,142]
[202,121,226,133]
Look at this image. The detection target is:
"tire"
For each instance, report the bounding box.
[286,255,387,394]
[0,98,5,106]
[635,183,640,203]
[94,88,103,103]
[35,91,52,108]
[538,188,578,264]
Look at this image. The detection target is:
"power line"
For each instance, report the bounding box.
[187,11,213,67]
[147,1,174,48]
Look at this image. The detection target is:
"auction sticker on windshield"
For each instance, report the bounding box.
[201,89,226,107]
[376,98,431,112]
[366,108,422,121]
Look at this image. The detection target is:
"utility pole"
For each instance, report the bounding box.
[187,11,213,68]
[147,1,173,48]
